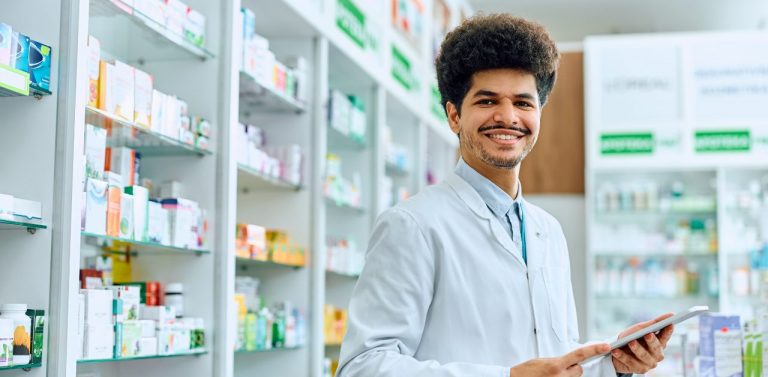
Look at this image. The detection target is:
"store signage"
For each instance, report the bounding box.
[600,133,654,155]
[336,0,378,52]
[391,45,417,91]
[431,85,446,121]
[694,130,751,153]
[0,64,29,96]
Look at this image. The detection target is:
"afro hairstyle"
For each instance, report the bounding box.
[435,14,560,114]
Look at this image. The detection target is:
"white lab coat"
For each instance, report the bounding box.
[336,173,619,377]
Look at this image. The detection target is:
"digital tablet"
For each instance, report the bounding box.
[581,306,709,365]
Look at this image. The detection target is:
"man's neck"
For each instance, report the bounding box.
[463,155,520,199]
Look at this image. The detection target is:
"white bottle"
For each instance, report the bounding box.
[0,304,31,365]
[0,318,13,367]
[164,283,184,318]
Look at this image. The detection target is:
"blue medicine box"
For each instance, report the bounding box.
[28,39,51,90]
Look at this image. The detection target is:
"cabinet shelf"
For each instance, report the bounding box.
[235,346,303,354]
[0,362,42,371]
[89,0,214,62]
[78,350,207,364]
[328,125,367,151]
[237,164,303,192]
[239,72,306,115]
[86,106,212,157]
[236,256,304,270]
[0,64,52,98]
[0,218,47,233]
[82,231,210,256]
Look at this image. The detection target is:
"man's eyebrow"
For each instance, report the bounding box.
[472,89,537,101]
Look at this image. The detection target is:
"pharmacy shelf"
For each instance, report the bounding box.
[385,163,410,177]
[237,164,303,192]
[236,256,304,270]
[327,126,367,151]
[0,363,42,371]
[326,269,360,279]
[324,197,365,214]
[239,72,306,114]
[86,106,212,157]
[89,0,214,62]
[77,350,208,364]
[234,346,303,354]
[0,218,47,232]
[82,231,210,256]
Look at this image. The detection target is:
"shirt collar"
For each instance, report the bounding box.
[454,158,524,220]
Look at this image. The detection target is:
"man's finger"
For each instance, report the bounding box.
[627,340,656,368]
[620,313,674,337]
[612,349,648,373]
[565,363,584,377]
[611,353,631,374]
[658,324,675,348]
[560,343,611,367]
[643,334,665,361]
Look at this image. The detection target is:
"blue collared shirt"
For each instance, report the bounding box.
[455,158,524,252]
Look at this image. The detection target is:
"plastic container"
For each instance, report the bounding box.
[0,318,13,367]
[164,283,184,318]
[0,304,31,365]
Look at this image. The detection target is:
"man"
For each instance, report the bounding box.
[336,14,673,377]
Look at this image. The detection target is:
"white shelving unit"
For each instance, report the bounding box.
[0,2,60,376]
[2,0,464,376]
[585,31,768,376]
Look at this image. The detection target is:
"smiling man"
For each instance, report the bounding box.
[336,14,673,377]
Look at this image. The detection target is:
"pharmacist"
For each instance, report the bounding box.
[337,14,674,377]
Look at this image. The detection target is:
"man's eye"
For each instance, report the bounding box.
[516,101,533,108]
[477,99,495,105]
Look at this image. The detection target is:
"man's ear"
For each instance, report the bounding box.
[446,102,460,136]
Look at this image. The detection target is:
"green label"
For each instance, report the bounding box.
[695,130,750,153]
[391,45,417,91]
[431,85,446,121]
[336,0,366,48]
[600,133,654,155]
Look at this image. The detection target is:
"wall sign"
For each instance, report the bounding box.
[336,0,379,52]
[391,45,417,92]
[600,133,654,155]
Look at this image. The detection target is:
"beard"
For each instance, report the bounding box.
[460,127,537,169]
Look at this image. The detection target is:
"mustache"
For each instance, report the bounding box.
[478,124,531,135]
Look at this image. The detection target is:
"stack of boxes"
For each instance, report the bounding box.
[235,224,306,267]
[326,237,364,276]
[82,122,208,249]
[0,22,52,92]
[129,0,207,48]
[328,90,367,144]
[86,36,212,152]
[235,123,304,186]
[79,282,205,360]
[241,7,308,105]
[0,193,43,225]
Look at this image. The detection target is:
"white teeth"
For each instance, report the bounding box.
[489,134,517,140]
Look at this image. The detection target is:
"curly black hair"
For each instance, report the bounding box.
[435,14,559,114]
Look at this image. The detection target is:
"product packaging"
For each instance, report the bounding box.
[110,286,141,321]
[184,8,205,47]
[139,320,156,338]
[699,314,742,377]
[84,178,108,235]
[107,147,137,188]
[12,32,29,73]
[79,269,104,289]
[85,124,107,180]
[119,192,134,240]
[125,186,149,241]
[0,304,31,365]
[164,0,188,37]
[138,337,158,356]
[83,322,114,359]
[147,201,170,245]
[140,305,175,323]
[28,39,51,91]
[133,67,153,128]
[0,23,12,66]
[81,289,113,325]
[0,318,12,367]
[120,320,142,357]
[87,36,100,107]
[25,309,45,364]
[161,198,198,248]
[84,255,113,286]
[105,174,123,237]
[150,89,166,134]
[99,60,135,121]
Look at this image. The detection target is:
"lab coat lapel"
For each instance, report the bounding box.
[521,200,547,271]
[446,174,527,269]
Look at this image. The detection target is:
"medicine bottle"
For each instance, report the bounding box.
[0,304,31,365]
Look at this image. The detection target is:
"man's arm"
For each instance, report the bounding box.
[335,208,510,377]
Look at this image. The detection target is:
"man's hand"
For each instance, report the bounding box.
[612,313,675,374]
[509,343,611,377]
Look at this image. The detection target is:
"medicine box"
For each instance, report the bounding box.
[0,23,11,66]
[141,305,175,323]
[138,337,158,357]
[85,124,107,180]
[125,186,149,241]
[87,36,100,107]
[28,39,51,91]
[83,322,114,360]
[81,289,113,325]
[161,198,198,248]
[12,32,29,73]
[699,313,742,377]
[119,192,134,240]
[84,178,108,235]
[147,200,169,245]
[120,320,142,358]
[107,147,137,188]
[99,60,135,121]
[184,8,205,48]
[164,0,187,37]
[110,285,141,321]
[134,67,153,128]
[106,180,122,237]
